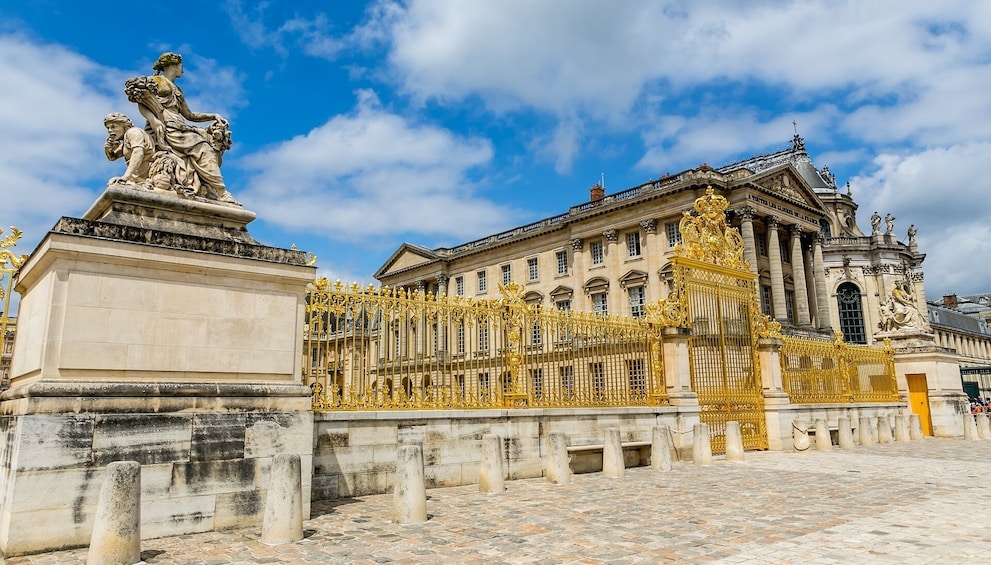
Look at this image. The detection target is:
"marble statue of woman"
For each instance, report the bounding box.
[870,211,881,235]
[124,52,239,205]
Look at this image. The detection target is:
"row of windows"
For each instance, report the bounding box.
[452,223,681,295]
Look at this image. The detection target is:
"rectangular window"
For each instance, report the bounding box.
[477,270,487,293]
[666,222,683,248]
[527,257,539,282]
[590,362,605,398]
[590,241,604,265]
[560,366,575,397]
[780,240,790,263]
[757,233,768,256]
[478,322,489,352]
[478,373,490,397]
[761,286,772,316]
[531,322,542,346]
[394,328,401,357]
[456,374,465,397]
[785,290,795,325]
[501,264,512,285]
[592,292,608,315]
[629,286,645,318]
[556,299,571,311]
[531,368,543,399]
[626,231,642,257]
[627,359,646,394]
[456,322,465,354]
[431,322,439,353]
[556,250,568,275]
[455,276,464,296]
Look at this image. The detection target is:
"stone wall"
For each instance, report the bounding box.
[311,407,697,501]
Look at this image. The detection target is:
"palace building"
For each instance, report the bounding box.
[375,135,927,346]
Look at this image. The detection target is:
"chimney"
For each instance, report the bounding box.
[943,294,958,309]
[589,183,605,201]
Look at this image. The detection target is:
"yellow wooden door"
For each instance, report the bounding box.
[906,374,933,436]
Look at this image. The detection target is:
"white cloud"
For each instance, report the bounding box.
[0,34,119,245]
[853,142,991,297]
[238,90,518,242]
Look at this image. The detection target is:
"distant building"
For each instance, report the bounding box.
[1,317,15,389]
[930,294,991,399]
[377,135,925,347]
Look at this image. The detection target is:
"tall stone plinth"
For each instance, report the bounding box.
[0,188,316,557]
[887,331,968,438]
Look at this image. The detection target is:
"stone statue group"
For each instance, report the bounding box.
[878,280,930,334]
[104,52,239,206]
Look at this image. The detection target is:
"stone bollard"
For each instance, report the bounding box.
[692,423,712,466]
[877,417,893,444]
[87,461,141,565]
[724,421,745,462]
[651,425,673,471]
[814,419,832,452]
[602,428,626,479]
[909,414,924,440]
[546,433,571,485]
[977,414,991,440]
[792,420,810,452]
[893,415,910,442]
[262,454,303,545]
[837,417,855,449]
[478,434,506,493]
[859,417,875,446]
[393,444,427,524]
[963,414,979,441]
[869,417,880,444]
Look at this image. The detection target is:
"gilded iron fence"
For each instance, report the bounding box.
[304,279,667,411]
[780,333,898,403]
[0,227,28,391]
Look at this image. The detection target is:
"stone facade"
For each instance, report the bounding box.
[375,136,925,347]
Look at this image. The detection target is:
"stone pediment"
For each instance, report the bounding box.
[374,243,440,278]
[753,167,824,211]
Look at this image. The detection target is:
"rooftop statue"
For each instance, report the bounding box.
[107,52,240,206]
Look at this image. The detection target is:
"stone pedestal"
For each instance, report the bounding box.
[888,332,968,438]
[0,187,315,557]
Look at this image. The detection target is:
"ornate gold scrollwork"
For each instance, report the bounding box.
[674,186,751,272]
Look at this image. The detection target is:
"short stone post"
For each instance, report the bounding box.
[877,417,893,444]
[724,421,745,461]
[814,419,832,452]
[546,433,571,485]
[692,423,712,466]
[962,414,979,441]
[837,417,855,449]
[792,420,810,452]
[859,417,875,446]
[977,414,991,440]
[261,454,303,545]
[602,428,625,478]
[909,414,924,440]
[393,444,427,524]
[893,415,909,442]
[86,461,141,565]
[651,425,673,471]
[869,416,879,444]
[478,434,505,493]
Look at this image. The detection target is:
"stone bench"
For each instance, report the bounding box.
[566,440,652,473]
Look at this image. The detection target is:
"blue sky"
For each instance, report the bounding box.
[2,1,990,299]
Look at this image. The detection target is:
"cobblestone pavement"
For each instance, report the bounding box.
[9,437,991,564]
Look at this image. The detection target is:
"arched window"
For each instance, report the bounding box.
[818,218,831,238]
[836,282,867,344]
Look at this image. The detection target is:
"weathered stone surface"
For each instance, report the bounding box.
[86,461,140,565]
[14,415,95,471]
[214,490,264,530]
[651,425,673,471]
[261,454,303,545]
[837,417,855,449]
[693,423,712,466]
[141,494,215,540]
[191,413,247,461]
[92,414,192,466]
[478,434,505,494]
[602,428,625,478]
[725,421,746,461]
[170,459,256,497]
[393,444,427,524]
[244,413,313,459]
[545,433,571,484]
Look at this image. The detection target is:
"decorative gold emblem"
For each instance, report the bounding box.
[675,187,750,271]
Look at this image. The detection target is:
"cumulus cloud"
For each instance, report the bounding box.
[853,142,991,297]
[0,34,119,244]
[237,90,519,243]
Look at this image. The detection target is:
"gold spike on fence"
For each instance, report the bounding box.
[304,279,669,411]
[780,332,898,404]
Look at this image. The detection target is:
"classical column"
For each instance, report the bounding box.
[435,274,448,355]
[603,229,620,315]
[789,226,812,328]
[738,207,759,275]
[641,219,659,301]
[812,232,832,332]
[571,238,585,311]
[802,241,817,327]
[435,274,448,296]
[765,217,788,323]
